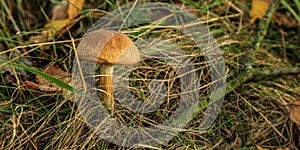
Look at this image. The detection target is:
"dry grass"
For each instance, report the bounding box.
[0,0,300,149]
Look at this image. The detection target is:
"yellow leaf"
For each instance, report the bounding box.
[250,0,271,24]
[68,0,85,20]
[43,19,69,41]
[29,0,84,44]
[45,19,70,31]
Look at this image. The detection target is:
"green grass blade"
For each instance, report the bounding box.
[294,0,300,12]
[2,61,88,99]
[281,0,300,23]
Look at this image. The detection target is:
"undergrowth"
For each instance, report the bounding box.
[0,0,300,149]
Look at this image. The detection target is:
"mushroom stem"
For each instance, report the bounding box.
[99,64,114,112]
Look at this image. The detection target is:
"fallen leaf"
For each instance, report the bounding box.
[24,65,74,101]
[68,0,85,20]
[30,19,70,42]
[36,65,71,84]
[29,0,85,44]
[45,19,70,33]
[24,80,57,95]
[290,99,300,126]
[250,0,271,24]
[23,80,40,91]
[256,145,269,150]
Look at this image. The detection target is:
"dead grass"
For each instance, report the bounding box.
[0,0,300,149]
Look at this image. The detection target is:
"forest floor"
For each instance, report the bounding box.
[0,0,300,149]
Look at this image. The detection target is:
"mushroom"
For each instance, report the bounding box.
[77,29,140,112]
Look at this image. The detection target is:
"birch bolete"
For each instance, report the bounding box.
[77,29,140,112]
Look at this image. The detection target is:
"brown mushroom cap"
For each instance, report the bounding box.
[77,29,140,65]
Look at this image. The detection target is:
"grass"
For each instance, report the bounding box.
[1,0,300,149]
